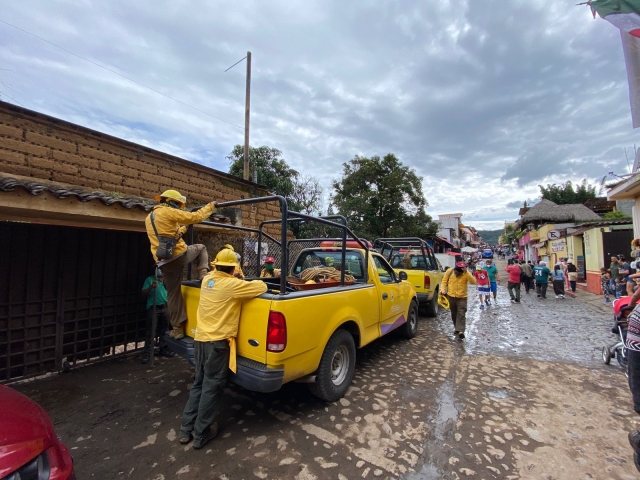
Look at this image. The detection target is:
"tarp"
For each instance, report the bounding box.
[461,246,478,252]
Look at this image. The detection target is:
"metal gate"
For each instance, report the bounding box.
[602,229,634,260]
[0,222,152,382]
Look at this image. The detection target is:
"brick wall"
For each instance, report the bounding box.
[0,101,284,230]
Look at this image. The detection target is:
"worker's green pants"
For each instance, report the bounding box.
[180,340,229,439]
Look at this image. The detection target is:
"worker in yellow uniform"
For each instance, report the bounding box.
[260,256,281,277]
[220,244,244,279]
[179,249,267,450]
[440,261,476,340]
[145,189,216,339]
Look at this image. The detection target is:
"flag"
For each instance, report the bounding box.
[590,0,640,37]
[589,0,640,127]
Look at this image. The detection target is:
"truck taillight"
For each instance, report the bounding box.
[424,275,431,290]
[267,311,287,352]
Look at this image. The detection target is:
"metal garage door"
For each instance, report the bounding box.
[0,222,152,382]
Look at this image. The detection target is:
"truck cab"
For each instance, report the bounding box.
[374,238,444,317]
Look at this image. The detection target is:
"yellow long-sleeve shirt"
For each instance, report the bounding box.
[441,269,476,298]
[145,203,214,261]
[195,271,268,371]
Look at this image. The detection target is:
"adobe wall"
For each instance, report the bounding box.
[0,101,283,230]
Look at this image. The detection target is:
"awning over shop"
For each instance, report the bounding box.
[533,242,546,248]
[435,235,454,246]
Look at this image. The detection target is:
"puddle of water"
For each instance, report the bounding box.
[405,379,459,479]
[487,389,522,399]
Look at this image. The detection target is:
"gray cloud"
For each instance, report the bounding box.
[0,0,637,226]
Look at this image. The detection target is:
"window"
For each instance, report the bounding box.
[372,255,395,283]
[293,251,366,281]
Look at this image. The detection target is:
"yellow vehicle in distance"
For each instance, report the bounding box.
[374,238,446,317]
[166,199,419,402]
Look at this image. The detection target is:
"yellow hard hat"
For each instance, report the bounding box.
[212,249,238,267]
[437,294,450,309]
[155,189,186,205]
[325,256,334,265]
[224,244,234,251]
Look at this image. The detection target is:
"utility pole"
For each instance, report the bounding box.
[243,51,251,180]
[225,52,252,181]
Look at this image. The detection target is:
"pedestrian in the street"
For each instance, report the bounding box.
[620,255,635,296]
[616,275,627,299]
[474,266,491,309]
[505,259,522,303]
[483,259,499,303]
[567,260,578,293]
[520,260,533,294]
[179,249,268,450]
[440,261,477,339]
[600,267,611,304]
[551,263,565,299]
[533,261,551,299]
[140,269,174,364]
[610,256,621,295]
[621,286,640,472]
[145,189,217,339]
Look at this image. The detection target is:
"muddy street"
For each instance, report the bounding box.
[13,264,639,479]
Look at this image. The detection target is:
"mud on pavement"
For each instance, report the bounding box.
[13,282,640,479]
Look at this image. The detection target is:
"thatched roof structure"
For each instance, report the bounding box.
[517,199,601,227]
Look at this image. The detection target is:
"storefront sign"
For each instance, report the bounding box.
[551,240,566,252]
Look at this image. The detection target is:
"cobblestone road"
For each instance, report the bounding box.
[13,262,638,479]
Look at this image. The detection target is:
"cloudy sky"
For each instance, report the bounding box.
[0,1,636,229]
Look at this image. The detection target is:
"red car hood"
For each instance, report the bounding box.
[0,385,54,477]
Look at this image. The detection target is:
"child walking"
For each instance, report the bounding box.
[475,266,491,309]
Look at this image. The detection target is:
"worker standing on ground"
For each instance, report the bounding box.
[220,244,245,278]
[140,269,174,364]
[179,249,268,450]
[145,189,216,339]
[440,261,476,340]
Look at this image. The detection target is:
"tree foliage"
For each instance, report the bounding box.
[602,210,632,221]
[228,145,326,238]
[332,154,437,239]
[538,180,597,205]
[228,145,298,198]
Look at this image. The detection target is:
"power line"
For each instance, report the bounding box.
[0,19,245,130]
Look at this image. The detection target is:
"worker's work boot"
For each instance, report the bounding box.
[169,326,184,340]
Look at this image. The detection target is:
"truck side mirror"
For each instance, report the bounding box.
[398,271,408,281]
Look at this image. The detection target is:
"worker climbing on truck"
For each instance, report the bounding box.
[145,189,216,339]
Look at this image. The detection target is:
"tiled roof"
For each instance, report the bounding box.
[0,176,231,222]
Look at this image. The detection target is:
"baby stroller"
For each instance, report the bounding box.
[602,296,632,375]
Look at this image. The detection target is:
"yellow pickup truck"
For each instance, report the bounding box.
[374,238,445,317]
[166,199,418,402]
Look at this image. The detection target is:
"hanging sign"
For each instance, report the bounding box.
[547,230,561,240]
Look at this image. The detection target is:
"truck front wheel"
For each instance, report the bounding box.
[398,301,419,339]
[309,329,356,402]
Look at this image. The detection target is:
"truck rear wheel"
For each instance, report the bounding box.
[424,289,439,318]
[398,301,419,339]
[309,329,356,402]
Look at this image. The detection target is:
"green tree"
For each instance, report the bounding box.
[602,210,632,221]
[332,154,437,239]
[539,179,597,205]
[228,146,328,238]
[228,145,298,198]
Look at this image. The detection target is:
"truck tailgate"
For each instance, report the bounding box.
[182,284,273,364]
